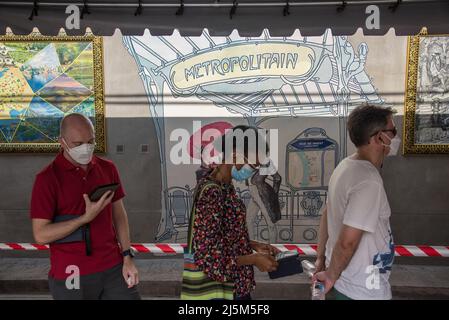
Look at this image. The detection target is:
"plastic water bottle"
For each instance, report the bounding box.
[311,281,325,300]
[301,259,316,278]
[301,260,325,300]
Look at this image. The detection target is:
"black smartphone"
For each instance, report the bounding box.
[89,183,119,202]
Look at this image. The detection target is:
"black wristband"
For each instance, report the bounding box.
[122,248,135,258]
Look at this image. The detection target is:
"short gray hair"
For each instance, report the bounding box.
[347,105,395,147]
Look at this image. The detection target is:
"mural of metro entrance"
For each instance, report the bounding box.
[123,29,384,244]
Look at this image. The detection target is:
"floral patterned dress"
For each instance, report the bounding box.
[191,177,256,298]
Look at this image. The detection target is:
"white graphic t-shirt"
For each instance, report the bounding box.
[325,155,394,300]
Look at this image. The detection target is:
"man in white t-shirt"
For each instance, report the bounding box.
[313,104,401,300]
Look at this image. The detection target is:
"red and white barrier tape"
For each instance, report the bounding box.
[1,243,449,257]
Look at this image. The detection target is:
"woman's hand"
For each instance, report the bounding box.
[252,253,279,272]
[251,241,280,256]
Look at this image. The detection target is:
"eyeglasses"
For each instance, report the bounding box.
[370,127,397,138]
[382,127,397,137]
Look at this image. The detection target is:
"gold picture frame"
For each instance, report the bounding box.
[403,28,449,154]
[0,32,105,153]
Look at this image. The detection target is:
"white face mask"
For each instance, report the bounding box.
[62,138,95,165]
[381,133,401,156]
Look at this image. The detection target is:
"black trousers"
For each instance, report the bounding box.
[48,263,141,300]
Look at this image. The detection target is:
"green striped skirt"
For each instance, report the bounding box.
[181,252,234,300]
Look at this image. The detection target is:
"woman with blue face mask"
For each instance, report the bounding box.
[182,125,280,300]
[231,163,256,182]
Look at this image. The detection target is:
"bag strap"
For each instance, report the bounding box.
[187,180,221,253]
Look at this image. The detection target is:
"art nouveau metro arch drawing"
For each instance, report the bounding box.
[123,29,384,243]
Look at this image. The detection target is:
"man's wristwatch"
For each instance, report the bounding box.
[122,248,136,258]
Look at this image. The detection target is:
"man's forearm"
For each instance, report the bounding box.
[112,206,131,252]
[326,240,357,281]
[33,217,86,245]
[316,206,328,259]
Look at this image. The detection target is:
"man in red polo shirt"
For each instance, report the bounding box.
[30,113,140,300]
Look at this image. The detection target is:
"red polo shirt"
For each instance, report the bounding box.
[30,152,125,280]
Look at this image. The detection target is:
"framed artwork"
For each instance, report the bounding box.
[0,33,105,153]
[403,28,449,154]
